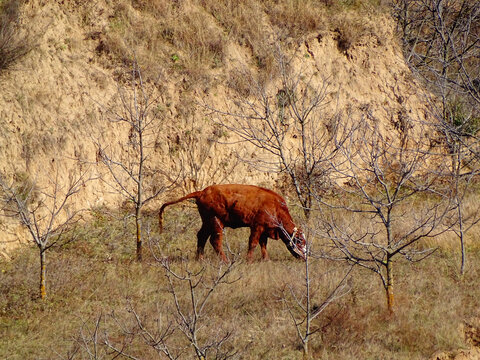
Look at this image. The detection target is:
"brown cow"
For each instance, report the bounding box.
[159,184,306,262]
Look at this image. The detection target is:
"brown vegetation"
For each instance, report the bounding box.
[0,0,34,72]
[1,0,480,359]
[1,208,480,359]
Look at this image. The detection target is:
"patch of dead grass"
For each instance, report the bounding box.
[83,0,390,87]
[1,206,479,359]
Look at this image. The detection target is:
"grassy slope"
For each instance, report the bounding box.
[1,207,479,359]
[2,1,480,359]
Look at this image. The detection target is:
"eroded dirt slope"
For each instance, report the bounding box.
[0,0,432,255]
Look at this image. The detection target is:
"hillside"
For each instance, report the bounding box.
[2,1,480,359]
[0,0,435,256]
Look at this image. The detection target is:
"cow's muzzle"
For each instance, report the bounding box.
[286,227,307,260]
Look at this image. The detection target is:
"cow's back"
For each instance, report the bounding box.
[196,184,289,227]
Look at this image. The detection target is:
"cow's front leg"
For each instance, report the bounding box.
[259,234,269,261]
[209,217,228,263]
[247,226,264,262]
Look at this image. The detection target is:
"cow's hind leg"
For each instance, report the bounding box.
[259,234,269,261]
[209,217,228,263]
[196,223,210,260]
[247,226,264,262]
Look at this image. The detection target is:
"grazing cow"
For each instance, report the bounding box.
[159,184,306,262]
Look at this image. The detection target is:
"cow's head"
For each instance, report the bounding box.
[285,227,307,260]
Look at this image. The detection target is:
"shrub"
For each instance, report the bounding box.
[0,0,33,72]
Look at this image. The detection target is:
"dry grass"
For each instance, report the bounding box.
[83,0,390,84]
[265,0,328,39]
[1,205,479,359]
[2,2,475,358]
[0,0,34,72]
[92,0,227,81]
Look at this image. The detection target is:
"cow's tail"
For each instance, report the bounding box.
[159,191,203,233]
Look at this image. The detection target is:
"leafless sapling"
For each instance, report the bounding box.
[281,235,351,359]
[435,111,480,275]
[151,253,241,360]
[71,225,241,360]
[0,166,86,300]
[322,117,453,313]
[96,61,176,261]
[393,0,480,274]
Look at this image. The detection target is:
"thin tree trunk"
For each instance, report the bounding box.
[302,347,310,360]
[458,200,465,275]
[136,114,144,262]
[303,249,311,359]
[454,147,466,276]
[40,247,46,300]
[386,255,394,314]
[136,206,142,262]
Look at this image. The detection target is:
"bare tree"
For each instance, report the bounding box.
[65,315,107,360]
[87,266,238,360]
[149,235,240,360]
[68,226,241,360]
[0,166,86,300]
[392,0,480,274]
[96,61,175,261]
[281,238,351,359]
[71,295,235,360]
[393,0,480,109]
[111,305,178,360]
[322,117,452,313]
[436,110,480,274]
[206,46,353,218]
